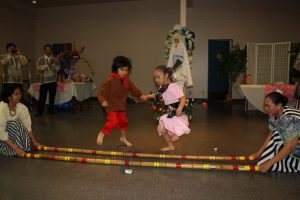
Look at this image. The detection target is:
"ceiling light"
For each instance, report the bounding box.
[32,0,37,4]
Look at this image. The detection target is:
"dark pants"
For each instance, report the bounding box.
[38,82,57,114]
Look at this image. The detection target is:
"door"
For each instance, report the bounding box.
[208,40,231,100]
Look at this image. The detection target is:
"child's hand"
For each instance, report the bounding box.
[102,101,108,107]
[140,95,148,101]
[176,108,183,116]
[141,94,155,101]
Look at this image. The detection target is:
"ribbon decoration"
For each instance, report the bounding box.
[34,83,41,92]
[57,82,67,92]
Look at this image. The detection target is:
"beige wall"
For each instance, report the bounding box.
[35,0,179,95]
[0,0,36,59]
[3,0,300,98]
[0,0,36,82]
[189,0,300,98]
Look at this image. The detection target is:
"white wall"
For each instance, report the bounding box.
[188,0,300,98]
[18,0,300,98]
[0,0,37,82]
[35,0,179,95]
[0,0,36,59]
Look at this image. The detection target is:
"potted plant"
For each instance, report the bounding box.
[289,42,300,83]
[217,44,247,101]
[289,42,300,100]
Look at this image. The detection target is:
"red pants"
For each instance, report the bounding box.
[102,112,128,135]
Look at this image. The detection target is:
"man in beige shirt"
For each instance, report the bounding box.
[0,43,28,84]
[36,44,60,116]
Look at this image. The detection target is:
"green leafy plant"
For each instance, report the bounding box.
[217,44,247,100]
[289,42,300,83]
[148,97,208,122]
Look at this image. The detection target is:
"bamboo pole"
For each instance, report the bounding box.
[37,145,256,162]
[23,153,260,172]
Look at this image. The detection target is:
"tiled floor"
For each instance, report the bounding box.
[0,101,299,200]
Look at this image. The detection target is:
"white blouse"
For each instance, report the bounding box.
[0,101,32,141]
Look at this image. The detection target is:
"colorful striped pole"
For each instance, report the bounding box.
[24,153,260,172]
[37,145,256,162]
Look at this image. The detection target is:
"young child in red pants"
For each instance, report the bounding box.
[96,56,144,146]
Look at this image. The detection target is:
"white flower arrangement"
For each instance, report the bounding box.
[164,24,195,60]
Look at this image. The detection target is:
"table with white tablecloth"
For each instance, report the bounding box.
[240,84,297,113]
[240,84,266,113]
[28,82,97,105]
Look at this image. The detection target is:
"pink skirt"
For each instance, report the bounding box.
[157,114,191,137]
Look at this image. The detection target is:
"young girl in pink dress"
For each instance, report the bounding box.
[144,65,190,151]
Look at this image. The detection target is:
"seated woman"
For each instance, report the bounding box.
[0,83,40,156]
[251,92,300,173]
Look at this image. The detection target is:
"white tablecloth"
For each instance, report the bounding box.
[240,84,296,113]
[28,82,97,105]
[240,84,266,113]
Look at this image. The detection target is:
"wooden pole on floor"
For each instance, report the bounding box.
[23,153,260,172]
[37,145,256,161]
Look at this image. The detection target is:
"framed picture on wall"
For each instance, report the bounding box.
[52,43,72,56]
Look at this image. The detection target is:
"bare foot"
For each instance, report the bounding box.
[170,135,179,142]
[160,146,175,151]
[96,132,105,145]
[120,137,133,147]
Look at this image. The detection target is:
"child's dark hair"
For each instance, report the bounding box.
[265,92,288,106]
[154,65,175,82]
[1,83,23,103]
[111,56,132,73]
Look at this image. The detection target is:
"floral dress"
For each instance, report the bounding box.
[258,107,300,172]
[268,114,300,157]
